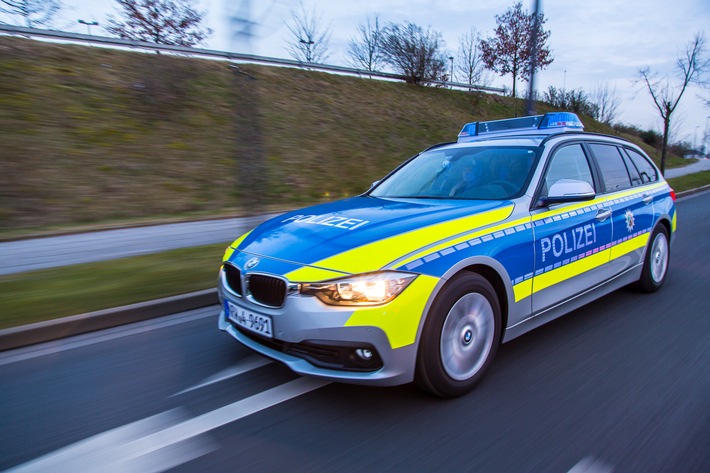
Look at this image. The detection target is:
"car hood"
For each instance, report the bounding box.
[227,196,513,279]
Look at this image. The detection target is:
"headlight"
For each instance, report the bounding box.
[300,271,417,306]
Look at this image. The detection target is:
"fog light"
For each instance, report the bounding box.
[355,348,373,360]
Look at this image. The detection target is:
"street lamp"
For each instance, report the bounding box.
[563,69,567,91]
[448,56,454,86]
[78,19,98,35]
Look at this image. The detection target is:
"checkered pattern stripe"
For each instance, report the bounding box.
[402,185,668,284]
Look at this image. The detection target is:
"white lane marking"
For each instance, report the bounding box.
[8,377,330,473]
[567,456,615,473]
[173,355,273,396]
[5,409,213,473]
[0,307,216,367]
[119,436,215,473]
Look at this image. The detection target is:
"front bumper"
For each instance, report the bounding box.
[217,273,422,386]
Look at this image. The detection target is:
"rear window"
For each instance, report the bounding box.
[589,144,632,192]
[624,148,658,185]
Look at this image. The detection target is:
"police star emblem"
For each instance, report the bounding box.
[625,209,635,232]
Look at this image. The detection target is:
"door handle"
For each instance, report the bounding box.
[596,208,611,222]
[642,194,653,205]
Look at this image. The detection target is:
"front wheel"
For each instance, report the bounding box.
[637,224,670,293]
[416,273,501,398]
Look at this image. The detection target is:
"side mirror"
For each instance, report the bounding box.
[543,179,596,205]
[369,180,380,190]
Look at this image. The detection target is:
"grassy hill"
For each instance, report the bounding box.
[0,36,687,237]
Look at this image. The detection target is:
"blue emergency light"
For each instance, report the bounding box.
[457,112,584,143]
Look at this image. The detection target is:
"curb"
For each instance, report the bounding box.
[0,289,218,352]
[676,184,710,198]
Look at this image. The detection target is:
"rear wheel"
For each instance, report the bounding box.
[416,272,501,398]
[637,225,670,293]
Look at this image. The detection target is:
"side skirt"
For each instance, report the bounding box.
[502,264,643,343]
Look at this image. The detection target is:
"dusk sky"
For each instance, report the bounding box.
[10,0,710,146]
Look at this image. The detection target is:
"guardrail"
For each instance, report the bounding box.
[0,24,504,93]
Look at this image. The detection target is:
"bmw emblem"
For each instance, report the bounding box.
[245,257,260,270]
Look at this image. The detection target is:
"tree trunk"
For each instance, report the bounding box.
[660,115,670,176]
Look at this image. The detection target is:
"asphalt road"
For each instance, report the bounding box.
[664,157,710,178]
[1,192,709,473]
[0,214,278,276]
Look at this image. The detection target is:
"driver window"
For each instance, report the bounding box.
[541,144,594,197]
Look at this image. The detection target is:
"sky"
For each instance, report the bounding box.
[14,0,710,148]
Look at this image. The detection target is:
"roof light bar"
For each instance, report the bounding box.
[457,112,584,143]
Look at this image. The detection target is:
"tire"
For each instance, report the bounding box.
[637,224,670,293]
[415,272,501,398]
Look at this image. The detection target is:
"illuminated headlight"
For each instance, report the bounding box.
[300,271,417,306]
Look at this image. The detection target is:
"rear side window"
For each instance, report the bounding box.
[623,154,643,187]
[625,148,658,184]
[590,144,631,192]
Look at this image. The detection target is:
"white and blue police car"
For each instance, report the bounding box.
[218,112,676,397]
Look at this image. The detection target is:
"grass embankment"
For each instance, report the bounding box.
[1,36,704,330]
[0,36,505,236]
[0,243,228,329]
[667,170,710,193]
[0,36,689,238]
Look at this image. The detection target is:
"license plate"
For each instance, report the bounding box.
[227,301,273,338]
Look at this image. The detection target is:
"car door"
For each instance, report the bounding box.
[531,143,613,313]
[588,143,656,277]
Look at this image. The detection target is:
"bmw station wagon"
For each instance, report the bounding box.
[217,112,676,397]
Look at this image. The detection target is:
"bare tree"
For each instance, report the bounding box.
[105,0,212,47]
[590,82,620,125]
[457,27,491,87]
[0,0,61,27]
[637,32,709,174]
[284,4,331,63]
[380,21,447,85]
[480,1,552,98]
[347,14,384,72]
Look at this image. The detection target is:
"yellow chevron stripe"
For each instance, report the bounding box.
[512,232,652,302]
[345,274,439,349]
[223,246,236,262]
[396,215,531,269]
[533,249,610,294]
[513,278,533,302]
[223,230,253,262]
[609,233,649,260]
[285,205,513,281]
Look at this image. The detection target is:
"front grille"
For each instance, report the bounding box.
[248,274,287,307]
[223,264,242,296]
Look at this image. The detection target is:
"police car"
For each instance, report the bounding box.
[218,112,676,397]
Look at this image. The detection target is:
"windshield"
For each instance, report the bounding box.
[370,145,540,200]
